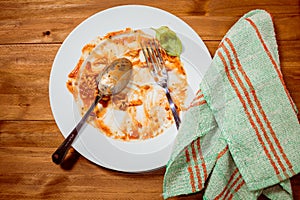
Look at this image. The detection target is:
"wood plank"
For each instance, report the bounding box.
[0,44,59,95]
[0,94,53,120]
[0,0,297,19]
[0,148,165,199]
[0,0,298,44]
[204,0,299,16]
[0,15,298,44]
[0,121,61,148]
[0,44,59,120]
[186,15,300,41]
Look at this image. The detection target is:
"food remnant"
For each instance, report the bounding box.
[152,26,182,57]
[67,28,190,141]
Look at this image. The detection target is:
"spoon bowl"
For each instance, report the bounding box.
[98,58,133,96]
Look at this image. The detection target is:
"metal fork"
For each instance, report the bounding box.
[141,39,181,129]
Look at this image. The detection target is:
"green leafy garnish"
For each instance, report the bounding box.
[152,26,182,57]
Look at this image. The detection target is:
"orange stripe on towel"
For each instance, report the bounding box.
[223,174,243,200]
[189,100,206,109]
[191,140,203,190]
[214,168,239,200]
[185,148,196,192]
[225,37,295,177]
[189,89,206,109]
[217,50,282,179]
[197,138,208,181]
[227,178,245,200]
[246,17,296,114]
[217,146,229,159]
[222,42,287,177]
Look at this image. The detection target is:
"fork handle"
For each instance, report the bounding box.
[164,87,181,130]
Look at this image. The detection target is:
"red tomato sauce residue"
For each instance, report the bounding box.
[66,29,190,141]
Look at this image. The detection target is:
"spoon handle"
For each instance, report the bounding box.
[52,94,102,165]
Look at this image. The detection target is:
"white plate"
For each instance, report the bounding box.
[49,5,212,172]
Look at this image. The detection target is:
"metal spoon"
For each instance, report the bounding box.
[52,58,133,165]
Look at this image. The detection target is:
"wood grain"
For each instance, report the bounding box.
[0,0,299,199]
[0,1,299,44]
[0,15,299,44]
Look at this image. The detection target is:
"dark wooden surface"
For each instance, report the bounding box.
[0,0,299,199]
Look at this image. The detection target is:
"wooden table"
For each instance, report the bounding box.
[0,1,299,199]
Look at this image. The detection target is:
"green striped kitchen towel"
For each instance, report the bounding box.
[163,9,300,199]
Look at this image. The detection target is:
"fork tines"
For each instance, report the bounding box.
[140,39,181,129]
[140,39,168,79]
